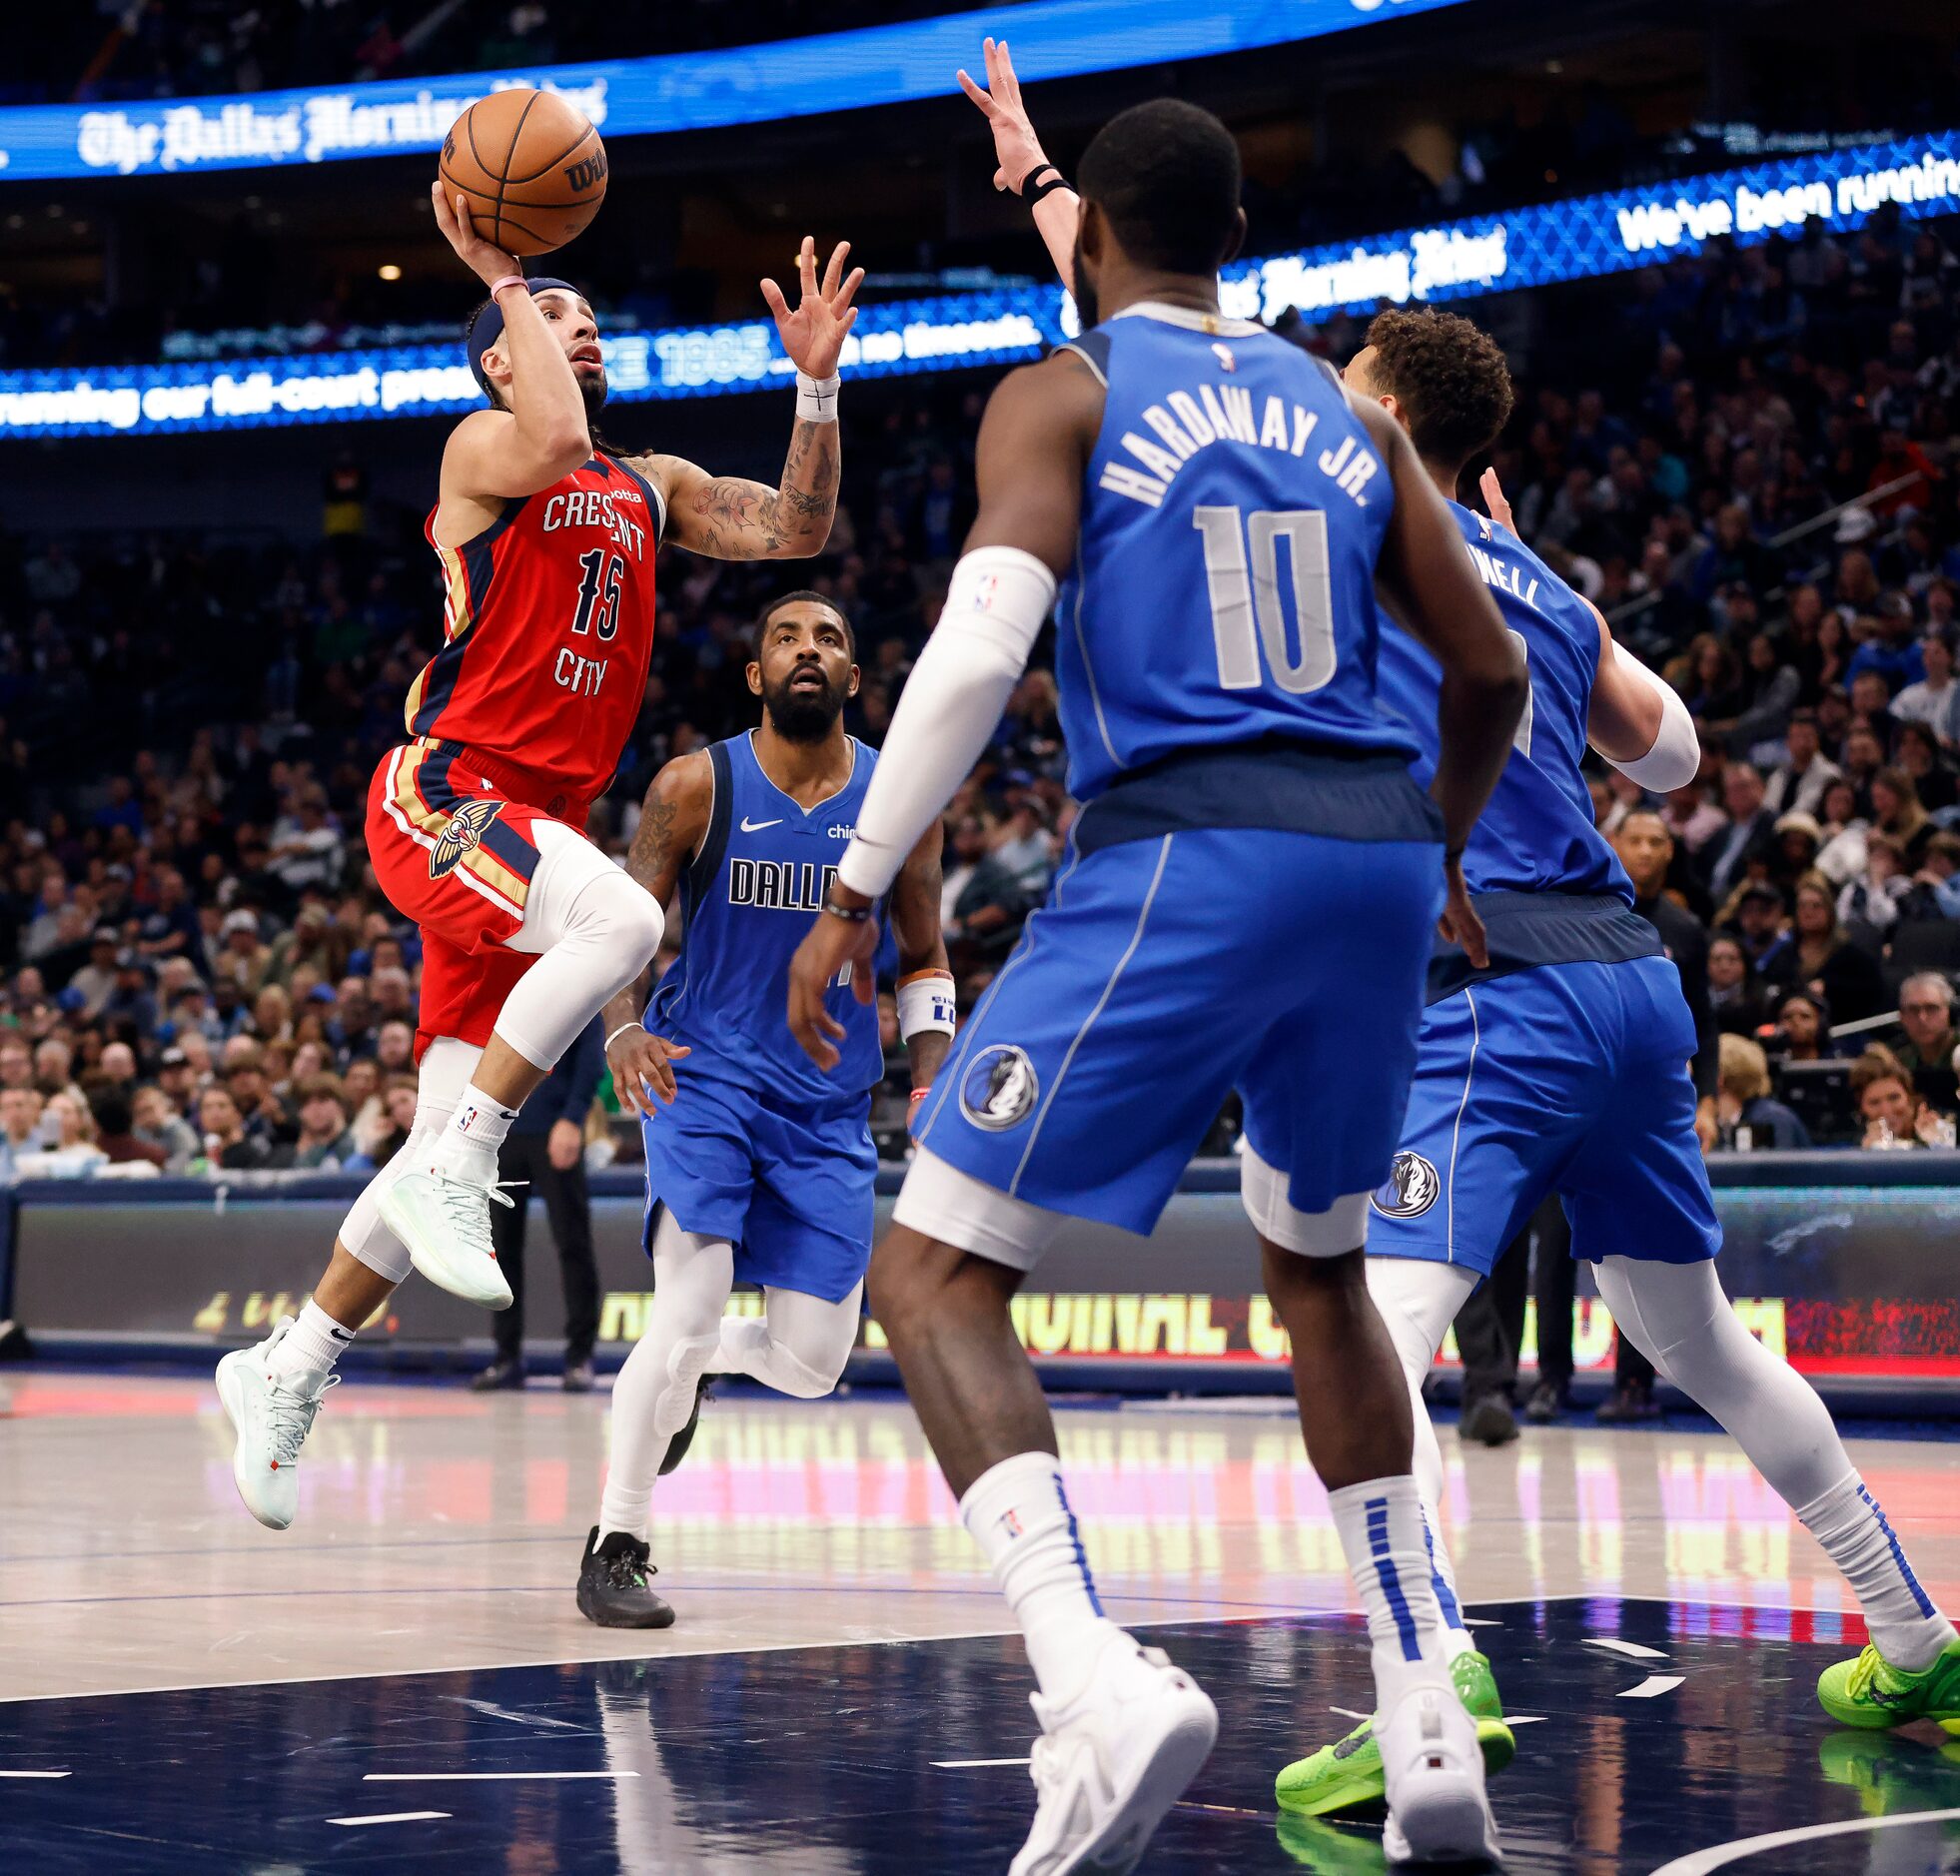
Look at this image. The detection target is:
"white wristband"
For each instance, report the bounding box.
[897,969,957,1041]
[605,1021,645,1051]
[796,371,840,424]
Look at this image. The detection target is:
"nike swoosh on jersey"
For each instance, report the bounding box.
[740,816,784,832]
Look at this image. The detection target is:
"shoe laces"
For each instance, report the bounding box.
[603,1541,653,1592]
[265,1374,337,1466]
[1845,1644,1888,1703]
[432,1170,517,1251]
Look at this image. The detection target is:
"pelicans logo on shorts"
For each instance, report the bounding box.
[429,796,505,881]
[1371,1150,1441,1220]
[960,1044,1040,1132]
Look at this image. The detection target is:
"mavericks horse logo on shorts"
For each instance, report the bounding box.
[960,1045,1040,1132]
[429,796,504,881]
[1371,1150,1441,1219]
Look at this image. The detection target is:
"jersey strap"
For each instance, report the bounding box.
[1074,738,1443,855]
[1053,331,1112,384]
[1426,889,1664,1004]
[691,740,735,902]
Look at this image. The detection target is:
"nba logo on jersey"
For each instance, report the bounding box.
[429,796,503,881]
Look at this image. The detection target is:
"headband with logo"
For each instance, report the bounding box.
[466,278,582,395]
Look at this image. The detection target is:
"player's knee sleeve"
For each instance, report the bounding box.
[413,1037,483,1128]
[722,1283,863,1399]
[497,829,663,1068]
[338,1125,433,1284]
[1594,1255,1849,1507]
[1366,1256,1476,1382]
[1241,1141,1370,1259]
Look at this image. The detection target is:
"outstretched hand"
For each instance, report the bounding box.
[1478,466,1518,536]
[956,37,1050,194]
[761,237,864,382]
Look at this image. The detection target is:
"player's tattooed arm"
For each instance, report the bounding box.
[630,425,840,561]
[889,821,955,1089]
[600,751,712,1116]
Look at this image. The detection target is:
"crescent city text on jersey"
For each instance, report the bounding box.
[1095,381,1381,509]
[540,485,649,559]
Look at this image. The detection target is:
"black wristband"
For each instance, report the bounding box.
[1019,163,1071,205]
[820,891,874,924]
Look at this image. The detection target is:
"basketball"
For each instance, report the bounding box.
[439,86,607,256]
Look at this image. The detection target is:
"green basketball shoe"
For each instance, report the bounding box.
[1275,1648,1515,1817]
[1817,1639,1960,1732]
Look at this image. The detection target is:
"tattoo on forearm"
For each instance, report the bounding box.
[685,419,839,558]
[628,794,679,892]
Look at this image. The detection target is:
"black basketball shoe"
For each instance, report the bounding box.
[575,1525,675,1629]
[658,1376,712,1477]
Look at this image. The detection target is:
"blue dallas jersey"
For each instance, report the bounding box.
[649,731,889,1106]
[1376,500,1631,902]
[1054,304,1417,802]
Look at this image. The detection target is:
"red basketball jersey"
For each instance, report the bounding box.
[405,454,664,811]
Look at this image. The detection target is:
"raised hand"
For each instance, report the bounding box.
[1478,465,1518,536]
[957,37,1050,194]
[431,181,520,290]
[761,237,864,382]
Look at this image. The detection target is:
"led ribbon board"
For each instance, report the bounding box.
[3,131,1954,439]
[0,0,1466,183]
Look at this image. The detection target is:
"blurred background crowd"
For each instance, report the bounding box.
[6,1,1960,1181]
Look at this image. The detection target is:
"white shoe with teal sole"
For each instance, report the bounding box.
[377,1162,515,1309]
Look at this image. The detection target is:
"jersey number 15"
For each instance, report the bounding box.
[1193,505,1337,695]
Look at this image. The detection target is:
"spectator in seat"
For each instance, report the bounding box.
[1853,1049,1955,1149]
[291,1074,361,1170]
[1768,810,1822,891]
[30,1090,108,1178]
[1707,935,1770,1036]
[365,1073,421,1167]
[1870,767,1935,867]
[1770,870,1885,1021]
[1763,707,1843,817]
[89,1086,167,1169]
[197,1085,285,1171]
[131,1083,199,1172]
[223,1040,298,1149]
[942,812,1030,968]
[1716,1035,1812,1149]
[1726,880,1795,979]
[68,928,122,1017]
[1893,972,1959,1077]
[1815,777,1873,885]
[1906,831,1960,919]
[214,909,274,996]
[1893,631,1960,748]
[1836,830,1913,934]
[1703,762,1777,900]
[1894,721,1958,811]
[1771,988,1835,1064]
[0,1085,44,1179]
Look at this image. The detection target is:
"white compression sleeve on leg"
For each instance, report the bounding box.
[716,1282,864,1399]
[597,1214,734,1543]
[1594,1255,1957,1668]
[498,821,663,1070]
[836,545,1057,897]
[338,1037,483,1282]
[1367,1257,1479,1658]
[1601,640,1699,791]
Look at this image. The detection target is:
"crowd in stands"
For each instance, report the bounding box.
[5,206,1960,1177]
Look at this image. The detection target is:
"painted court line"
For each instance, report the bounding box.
[1584,1637,1668,1661]
[329,1811,452,1828]
[365,1771,637,1782]
[1619,1674,1686,1699]
[933,1757,1031,1769]
[1650,1807,1960,1876]
[0,1769,70,1778]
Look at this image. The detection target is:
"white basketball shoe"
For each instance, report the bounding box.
[215,1318,338,1531]
[1009,1628,1219,1876]
[377,1158,515,1309]
[1379,1672,1503,1866]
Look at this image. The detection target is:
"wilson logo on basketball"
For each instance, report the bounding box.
[563,149,608,194]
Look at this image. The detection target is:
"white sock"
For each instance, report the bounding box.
[266,1298,354,1395]
[1328,1475,1453,1703]
[1423,1505,1475,1666]
[1797,1472,1956,1671]
[961,1451,1119,1706]
[432,1081,517,1177]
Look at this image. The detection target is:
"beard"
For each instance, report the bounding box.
[762,668,849,743]
[1071,234,1099,330]
[579,371,608,417]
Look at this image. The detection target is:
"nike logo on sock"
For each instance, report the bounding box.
[740,816,783,833]
[328,1328,354,1342]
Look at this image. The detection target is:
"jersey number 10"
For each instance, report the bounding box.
[1193,505,1337,695]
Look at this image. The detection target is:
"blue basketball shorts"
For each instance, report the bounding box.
[907,825,1443,1245]
[1366,954,1722,1276]
[639,1058,877,1304]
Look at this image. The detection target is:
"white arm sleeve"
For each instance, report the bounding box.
[1602,638,1700,792]
[836,544,1058,897]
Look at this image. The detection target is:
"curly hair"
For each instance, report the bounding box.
[1361,307,1514,469]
